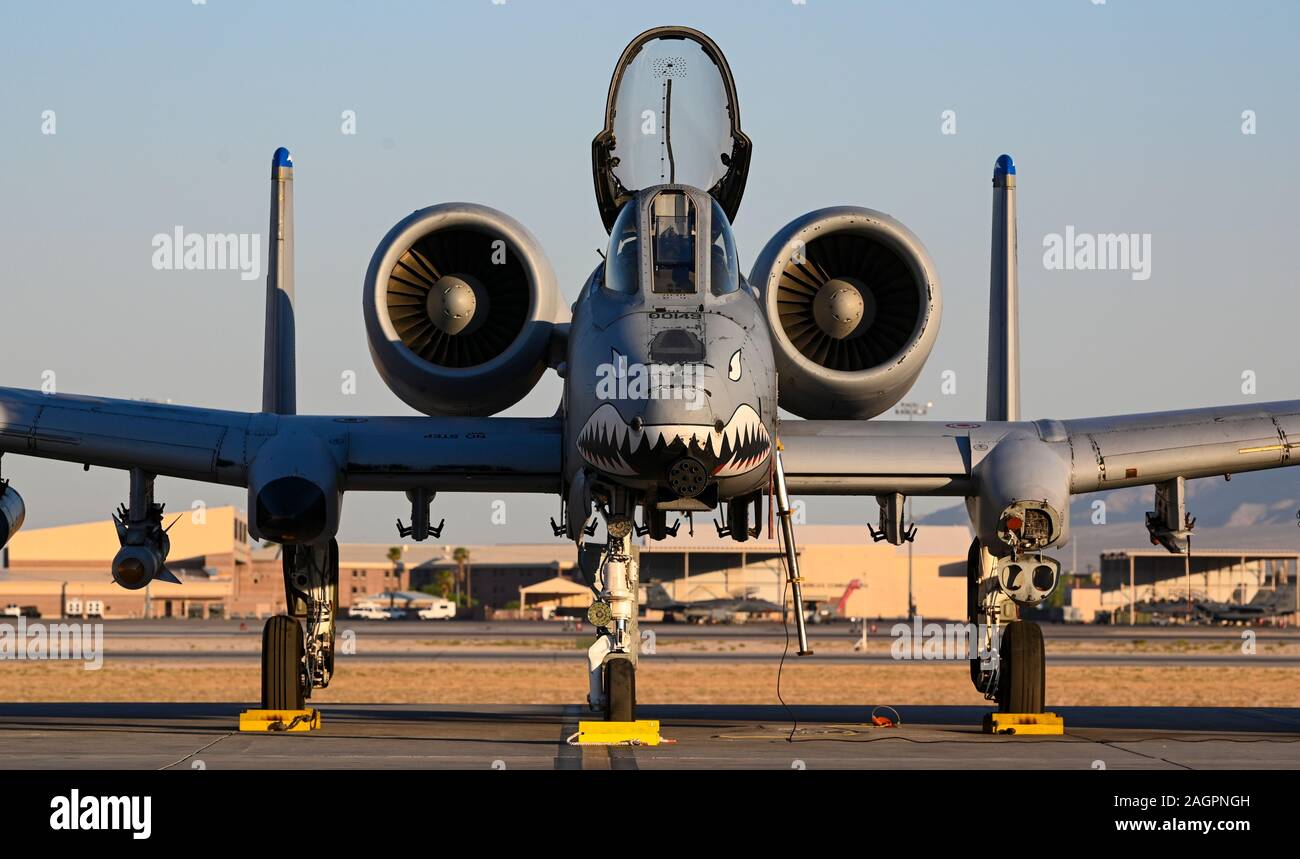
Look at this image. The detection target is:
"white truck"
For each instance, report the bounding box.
[417,600,456,620]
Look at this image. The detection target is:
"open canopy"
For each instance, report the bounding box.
[592,26,752,232]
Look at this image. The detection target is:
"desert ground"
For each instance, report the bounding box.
[3,658,1297,709]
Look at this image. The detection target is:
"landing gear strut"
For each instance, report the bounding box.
[967,538,1045,713]
[585,493,641,721]
[259,538,339,709]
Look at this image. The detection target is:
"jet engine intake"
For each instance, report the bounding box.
[750,207,942,419]
[364,204,562,416]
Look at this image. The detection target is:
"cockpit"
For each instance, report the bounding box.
[592,27,751,236]
[602,187,739,298]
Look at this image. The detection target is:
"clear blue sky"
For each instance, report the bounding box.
[1,0,1297,542]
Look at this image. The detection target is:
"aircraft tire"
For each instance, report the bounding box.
[604,658,636,722]
[996,620,1045,713]
[728,498,750,543]
[966,539,987,692]
[262,615,305,710]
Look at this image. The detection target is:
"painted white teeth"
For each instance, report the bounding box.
[579,403,770,478]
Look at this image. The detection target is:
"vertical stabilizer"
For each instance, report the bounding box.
[263,147,296,414]
[986,154,1019,422]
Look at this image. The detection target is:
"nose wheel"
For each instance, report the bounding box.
[968,539,1047,713]
[996,620,1045,713]
[604,657,637,722]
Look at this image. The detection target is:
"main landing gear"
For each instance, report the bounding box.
[259,539,339,711]
[967,538,1046,713]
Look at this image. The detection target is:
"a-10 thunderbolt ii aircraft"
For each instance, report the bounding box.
[0,26,1297,721]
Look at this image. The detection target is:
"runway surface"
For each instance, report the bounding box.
[22,618,1294,666]
[93,650,1300,666]
[83,619,1300,642]
[0,703,1298,769]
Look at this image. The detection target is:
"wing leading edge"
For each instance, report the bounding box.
[0,386,560,493]
[779,398,1300,497]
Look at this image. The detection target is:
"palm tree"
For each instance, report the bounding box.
[453,546,470,614]
[386,546,403,610]
[430,570,455,599]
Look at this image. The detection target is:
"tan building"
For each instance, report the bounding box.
[326,543,578,619]
[519,576,593,619]
[5,505,250,573]
[1,506,250,619]
[639,524,973,621]
[0,509,975,621]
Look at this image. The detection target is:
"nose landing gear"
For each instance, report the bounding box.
[585,511,641,721]
[967,538,1047,714]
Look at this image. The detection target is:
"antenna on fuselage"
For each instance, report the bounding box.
[262,147,296,415]
[986,154,1020,422]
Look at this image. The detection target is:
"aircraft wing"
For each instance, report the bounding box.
[779,399,1300,497]
[0,386,561,493]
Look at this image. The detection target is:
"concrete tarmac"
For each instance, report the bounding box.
[91,650,1300,666]
[78,619,1300,642]
[0,703,1297,769]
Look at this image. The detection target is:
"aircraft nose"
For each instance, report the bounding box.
[635,390,712,426]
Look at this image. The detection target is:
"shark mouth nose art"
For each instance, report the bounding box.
[577,403,771,480]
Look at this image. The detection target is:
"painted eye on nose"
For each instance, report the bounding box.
[728,349,742,381]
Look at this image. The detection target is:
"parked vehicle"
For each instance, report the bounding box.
[348,605,391,620]
[417,600,456,620]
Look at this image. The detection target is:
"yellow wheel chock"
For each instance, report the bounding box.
[983,712,1064,735]
[572,720,663,746]
[239,708,321,732]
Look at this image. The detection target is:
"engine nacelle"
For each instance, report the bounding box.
[364,203,562,416]
[750,207,942,419]
[0,483,25,549]
[247,430,342,545]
